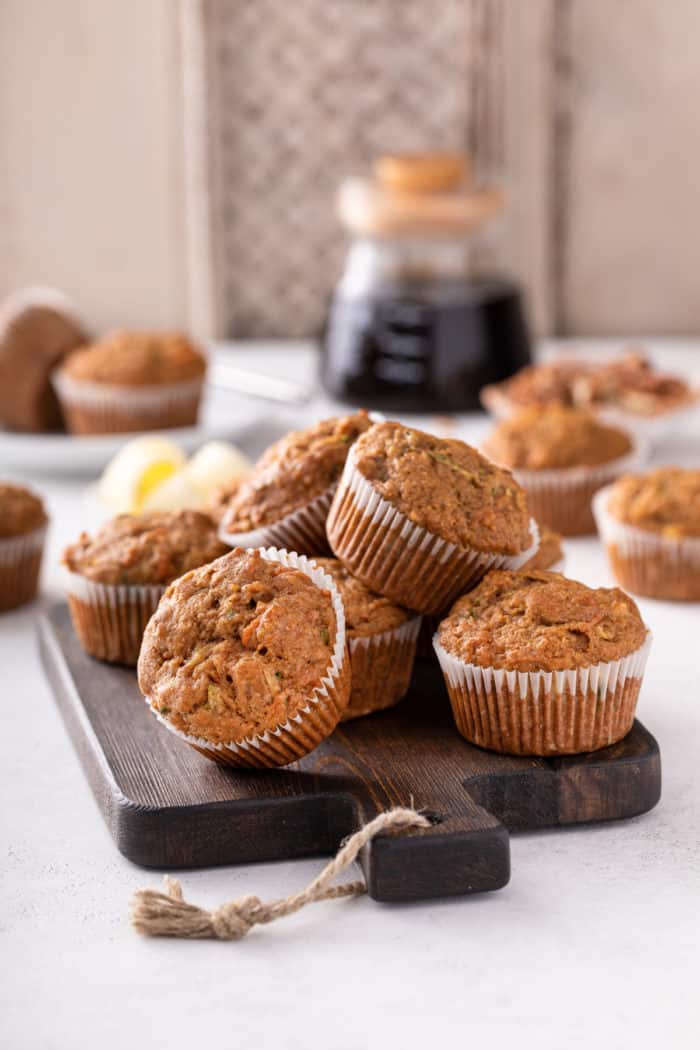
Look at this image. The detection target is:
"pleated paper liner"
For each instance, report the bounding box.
[218,484,335,557]
[51,371,203,434]
[143,548,351,769]
[342,614,422,721]
[593,485,700,601]
[434,631,652,756]
[0,525,47,612]
[63,569,166,665]
[326,448,539,617]
[509,435,647,537]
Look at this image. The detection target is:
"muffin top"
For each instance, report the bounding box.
[137,548,339,744]
[221,412,372,532]
[351,421,531,555]
[314,557,411,638]
[63,510,227,585]
[606,467,700,539]
[521,526,563,571]
[437,569,646,672]
[482,405,633,470]
[0,483,47,538]
[60,330,206,387]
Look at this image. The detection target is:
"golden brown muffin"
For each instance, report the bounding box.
[315,558,419,720]
[482,406,636,537]
[138,548,350,766]
[53,330,206,434]
[63,510,227,665]
[520,526,563,571]
[64,510,226,585]
[594,468,700,601]
[326,421,534,617]
[221,412,371,533]
[0,483,48,612]
[435,569,650,755]
[0,289,87,431]
[483,406,632,470]
[61,330,206,385]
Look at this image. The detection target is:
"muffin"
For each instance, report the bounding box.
[593,468,700,601]
[63,510,227,664]
[482,405,640,536]
[0,484,48,611]
[314,558,421,720]
[52,330,207,434]
[137,547,350,767]
[520,526,564,572]
[0,287,87,431]
[326,421,537,617]
[219,412,372,555]
[434,569,651,755]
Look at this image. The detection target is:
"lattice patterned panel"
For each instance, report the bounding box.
[202,0,476,337]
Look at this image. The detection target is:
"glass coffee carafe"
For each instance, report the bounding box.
[320,153,531,412]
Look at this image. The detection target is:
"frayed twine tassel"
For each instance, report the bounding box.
[130,806,430,941]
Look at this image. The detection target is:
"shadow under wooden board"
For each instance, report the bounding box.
[39,603,661,903]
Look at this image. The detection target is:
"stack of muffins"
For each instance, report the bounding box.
[59,410,660,770]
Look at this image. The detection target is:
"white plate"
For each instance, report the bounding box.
[0,387,266,476]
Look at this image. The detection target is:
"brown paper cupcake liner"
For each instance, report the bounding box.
[507,436,646,537]
[326,449,539,616]
[593,485,700,601]
[342,614,422,721]
[434,631,652,756]
[218,484,335,557]
[145,548,351,768]
[52,371,203,434]
[0,525,47,612]
[63,569,165,665]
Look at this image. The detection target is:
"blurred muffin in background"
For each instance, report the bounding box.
[594,467,700,601]
[482,405,640,536]
[520,526,564,572]
[0,483,48,611]
[0,287,87,432]
[53,330,206,434]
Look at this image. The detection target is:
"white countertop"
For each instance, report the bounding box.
[1,342,699,1050]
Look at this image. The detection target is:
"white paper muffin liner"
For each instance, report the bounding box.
[342,614,422,721]
[595,396,700,447]
[0,524,47,611]
[142,547,351,768]
[326,447,539,616]
[63,567,166,665]
[593,484,700,600]
[434,630,652,756]
[505,433,647,537]
[52,370,203,433]
[218,484,335,557]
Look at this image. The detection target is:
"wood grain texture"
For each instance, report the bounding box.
[39,603,661,902]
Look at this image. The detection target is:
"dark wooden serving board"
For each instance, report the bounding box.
[39,603,661,902]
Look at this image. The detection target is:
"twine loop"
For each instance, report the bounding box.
[130,806,430,941]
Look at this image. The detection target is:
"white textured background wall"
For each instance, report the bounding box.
[0,0,188,333]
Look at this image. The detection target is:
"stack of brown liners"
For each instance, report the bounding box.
[0,483,48,611]
[482,405,640,536]
[593,467,700,601]
[314,558,421,720]
[137,547,350,767]
[52,330,207,434]
[63,510,227,665]
[218,411,371,556]
[434,569,652,756]
[326,421,537,617]
[0,288,88,432]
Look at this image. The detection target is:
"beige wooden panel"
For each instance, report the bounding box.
[564,0,700,335]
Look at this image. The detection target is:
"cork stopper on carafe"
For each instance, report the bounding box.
[338,151,503,237]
